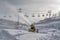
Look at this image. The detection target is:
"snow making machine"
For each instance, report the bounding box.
[29,24,35,32]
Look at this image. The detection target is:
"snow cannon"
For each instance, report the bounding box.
[29,24,35,32]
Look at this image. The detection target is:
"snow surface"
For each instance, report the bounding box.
[0,18,60,40]
[0,29,60,40]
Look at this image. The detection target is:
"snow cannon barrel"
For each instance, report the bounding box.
[29,24,35,32]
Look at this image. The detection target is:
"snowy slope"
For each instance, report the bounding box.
[34,17,60,30]
[0,19,16,29]
[0,29,60,40]
[0,19,28,29]
[0,18,60,40]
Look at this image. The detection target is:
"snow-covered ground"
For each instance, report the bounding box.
[0,29,60,40]
[0,18,60,40]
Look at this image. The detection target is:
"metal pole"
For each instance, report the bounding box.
[48,10,51,18]
[17,14,19,25]
[17,8,22,25]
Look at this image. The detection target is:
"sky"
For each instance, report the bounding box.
[0,0,60,24]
